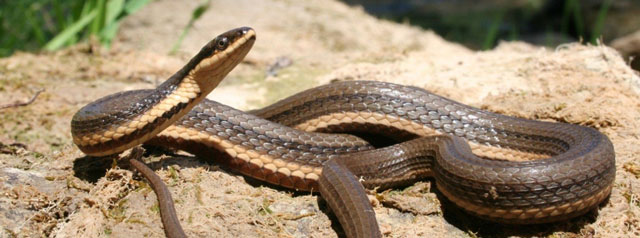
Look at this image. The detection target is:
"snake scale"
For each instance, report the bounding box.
[70,27,615,238]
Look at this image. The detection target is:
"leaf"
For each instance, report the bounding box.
[44,9,97,51]
[90,0,107,35]
[591,0,612,44]
[124,0,151,14]
[169,0,211,54]
[99,21,121,47]
[105,0,125,25]
[192,4,209,19]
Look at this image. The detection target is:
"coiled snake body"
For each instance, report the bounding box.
[71,27,615,238]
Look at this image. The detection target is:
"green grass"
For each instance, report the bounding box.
[562,0,612,45]
[0,0,150,57]
[380,0,612,49]
[169,0,211,54]
[591,0,612,44]
[482,10,504,50]
[0,0,615,57]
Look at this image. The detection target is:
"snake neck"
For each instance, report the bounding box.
[71,27,256,156]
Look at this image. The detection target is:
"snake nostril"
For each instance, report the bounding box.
[240,27,252,35]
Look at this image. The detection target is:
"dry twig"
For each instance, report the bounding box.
[0,89,44,110]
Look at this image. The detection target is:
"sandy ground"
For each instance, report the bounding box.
[1,0,639,237]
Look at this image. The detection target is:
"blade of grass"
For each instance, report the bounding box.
[591,0,611,44]
[124,0,151,14]
[1,0,150,56]
[570,0,584,39]
[560,0,574,36]
[170,0,211,54]
[482,11,503,50]
[68,0,87,44]
[80,0,96,21]
[72,0,86,20]
[99,22,120,47]
[100,0,151,47]
[90,0,107,35]
[508,23,519,41]
[44,9,98,51]
[99,0,125,46]
[105,0,125,24]
[0,8,5,41]
[53,0,67,32]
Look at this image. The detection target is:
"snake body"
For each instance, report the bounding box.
[70,27,616,238]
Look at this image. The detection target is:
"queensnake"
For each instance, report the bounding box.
[70,27,615,238]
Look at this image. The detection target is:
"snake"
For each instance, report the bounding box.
[70,27,616,238]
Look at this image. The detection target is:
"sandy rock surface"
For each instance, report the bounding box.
[1,0,639,237]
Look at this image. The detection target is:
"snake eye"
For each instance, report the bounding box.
[216,37,229,51]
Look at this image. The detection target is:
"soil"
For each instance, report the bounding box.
[1,0,639,237]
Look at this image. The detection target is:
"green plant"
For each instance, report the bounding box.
[169,0,211,54]
[591,0,612,44]
[45,0,150,50]
[482,11,504,50]
[562,0,584,40]
[0,0,150,57]
[560,0,612,45]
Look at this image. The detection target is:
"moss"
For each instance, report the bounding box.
[109,198,129,223]
[150,203,160,214]
[623,162,640,178]
[133,180,152,195]
[195,184,204,205]
[168,166,179,185]
[553,102,567,112]
[258,198,274,215]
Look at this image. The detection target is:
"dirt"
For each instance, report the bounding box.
[1,0,639,237]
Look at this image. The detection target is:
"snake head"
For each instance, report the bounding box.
[207,27,256,54]
[186,27,256,92]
